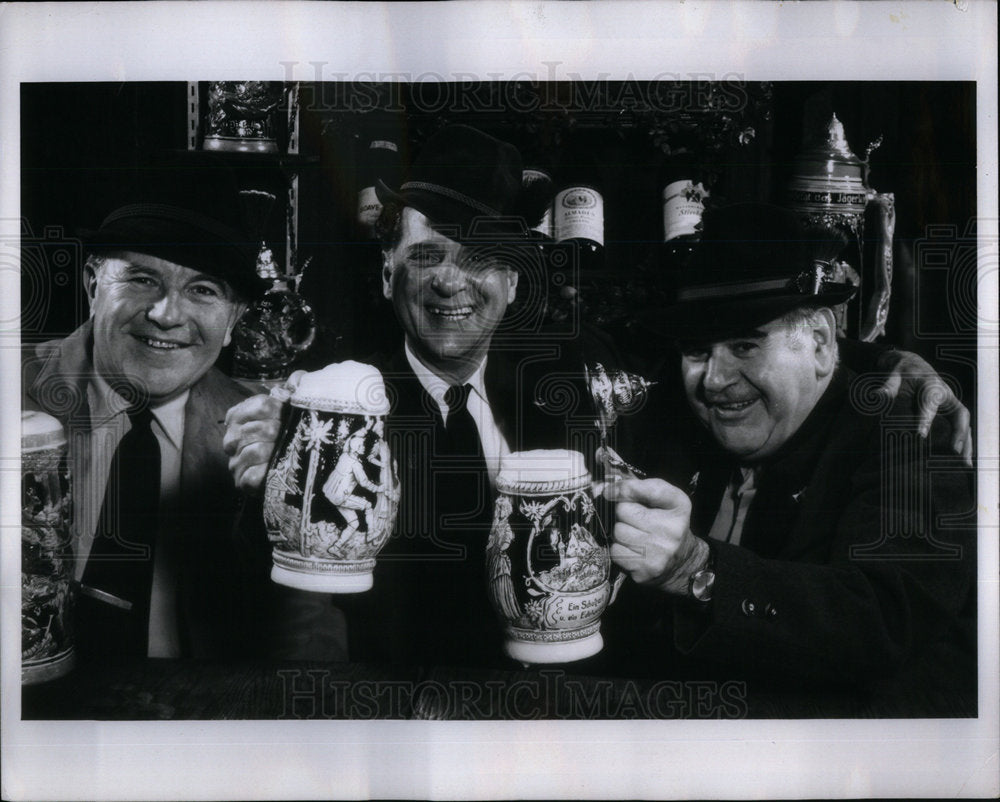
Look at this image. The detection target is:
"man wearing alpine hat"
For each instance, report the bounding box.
[225,125,594,668]
[600,203,976,715]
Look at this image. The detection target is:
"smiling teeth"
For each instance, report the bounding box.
[140,337,182,349]
[716,399,755,411]
[430,307,473,319]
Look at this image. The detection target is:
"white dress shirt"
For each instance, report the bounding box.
[404,342,510,484]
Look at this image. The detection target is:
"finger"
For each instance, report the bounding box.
[950,405,971,454]
[222,418,282,456]
[224,394,282,427]
[916,379,946,438]
[228,441,278,480]
[234,463,268,495]
[879,371,903,401]
[962,427,973,466]
[611,520,653,553]
[601,477,689,511]
[610,541,646,572]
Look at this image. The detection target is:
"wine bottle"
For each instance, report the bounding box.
[660,157,709,271]
[356,138,401,238]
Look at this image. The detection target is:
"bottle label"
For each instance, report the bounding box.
[357,185,383,229]
[663,180,708,242]
[369,140,398,153]
[555,187,604,245]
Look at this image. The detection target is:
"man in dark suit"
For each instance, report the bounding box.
[600,204,976,715]
[225,129,972,675]
[226,125,598,668]
[22,168,320,660]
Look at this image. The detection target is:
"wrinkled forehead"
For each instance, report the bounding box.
[391,208,523,266]
[98,249,237,294]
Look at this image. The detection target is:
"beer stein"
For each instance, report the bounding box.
[263,362,399,592]
[488,449,620,664]
[21,410,75,683]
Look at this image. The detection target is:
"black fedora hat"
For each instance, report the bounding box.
[81,159,269,301]
[649,202,857,341]
[376,124,541,241]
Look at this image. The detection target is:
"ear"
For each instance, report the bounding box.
[381,250,394,300]
[505,267,519,305]
[222,301,248,348]
[83,259,100,317]
[811,307,838,378]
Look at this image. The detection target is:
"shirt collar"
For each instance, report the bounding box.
[403,341,489,406]
[88,371,188,450]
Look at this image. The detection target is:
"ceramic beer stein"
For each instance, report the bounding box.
[263,361,399,592]
[21,410,75,683]
[488,449,621,664]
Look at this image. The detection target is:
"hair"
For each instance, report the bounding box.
[374,200,406,249]
[779,304,839,359]
[83,252,108,274]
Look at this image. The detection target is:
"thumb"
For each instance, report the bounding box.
[600,477,689,511]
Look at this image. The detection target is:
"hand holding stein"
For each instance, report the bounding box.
[229,361,400,593]
[488,449,622,664]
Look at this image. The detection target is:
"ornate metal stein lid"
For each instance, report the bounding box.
[289,361,390,415]
[21,410,66,453]
[792,113,866,182]
[497,449,591,496]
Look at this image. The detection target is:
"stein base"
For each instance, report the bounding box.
[271,564,373,594]
[504,631,603,665]
[22,647,75,685]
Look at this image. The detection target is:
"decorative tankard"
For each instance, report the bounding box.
[263,362,399,593]
[488,449,620,664]
[21,410,75,683]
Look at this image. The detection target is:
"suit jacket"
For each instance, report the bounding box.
[343,343,602,668]
[603,367,977,715]
[22,321,324,659]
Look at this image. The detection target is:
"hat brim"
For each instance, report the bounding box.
[644,284,857,342]
[81,217,269,301]
[376,179,536,242]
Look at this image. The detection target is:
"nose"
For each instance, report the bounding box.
[430,262,469,296]
[702,347,738,393]
[145,288,185,328]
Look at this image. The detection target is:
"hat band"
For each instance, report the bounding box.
[400,181,501,218]
[677,262,839,302]
[100,203,246,245]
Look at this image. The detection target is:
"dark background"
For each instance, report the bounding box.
[19,81,978,418]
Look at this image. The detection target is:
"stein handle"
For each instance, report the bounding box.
[595,445,643,607]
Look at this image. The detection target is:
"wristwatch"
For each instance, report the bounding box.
[687,548,715,603]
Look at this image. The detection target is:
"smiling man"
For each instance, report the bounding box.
[225,125,583,667]
[600,203,977,715]
[21,168,285,660]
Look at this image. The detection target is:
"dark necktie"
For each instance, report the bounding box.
[79,408,161,657]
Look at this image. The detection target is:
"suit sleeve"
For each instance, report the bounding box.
[670,402,976,688]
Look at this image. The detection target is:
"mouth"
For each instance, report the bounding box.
[707,397,759,419]
[134,334,190,351]
[428,305,475,321]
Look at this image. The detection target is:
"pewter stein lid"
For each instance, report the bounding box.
[288,361,390,415]
[496,449,591,496]
[22,410,66,453]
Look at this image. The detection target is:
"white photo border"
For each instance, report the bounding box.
[1,2,997,800]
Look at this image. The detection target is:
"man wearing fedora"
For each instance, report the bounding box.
[600,203,976,715]
[23,165,334,661]
[226,125,596,667]
[226,128,972,675]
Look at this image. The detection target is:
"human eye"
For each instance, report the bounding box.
[407,245,445,268]
[124,269,158,289]
[189,282,222,299]
[679,344,709,362]
[730,340,760,357]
